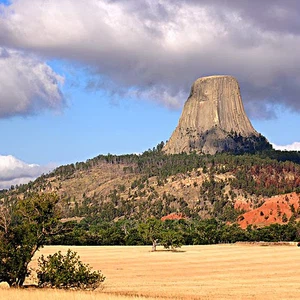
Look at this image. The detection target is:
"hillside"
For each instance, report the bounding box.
[2,148,300,227]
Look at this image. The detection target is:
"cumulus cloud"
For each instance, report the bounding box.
[0,155,56,190]
[0,0,300,117]
[272,142,300,152]
[0,47,65,118]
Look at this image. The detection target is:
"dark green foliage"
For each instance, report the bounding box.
[0,193,61,287]
[245,222,299,242]
[37,249,105,289]
[260,150,300,165]
[226,132,272,154]
[47,216,300,247]
[137,218,184,250]
[282,213,288,223]
[160,220,184,249]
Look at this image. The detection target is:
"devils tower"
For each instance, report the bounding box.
[163,75,271,155]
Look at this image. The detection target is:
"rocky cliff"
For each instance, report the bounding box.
[163,75,271,154]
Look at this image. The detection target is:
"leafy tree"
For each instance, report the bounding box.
[192,219,222,244]
[160,219,185,249]
[0,193,62,287]
[37,249,105,290]
[138,218,184,251]
[160,229,183,250]
[138,218,162,251]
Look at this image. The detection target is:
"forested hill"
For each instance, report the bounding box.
[1,145,300,227]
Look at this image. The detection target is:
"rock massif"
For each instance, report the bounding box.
[163,75,271,155]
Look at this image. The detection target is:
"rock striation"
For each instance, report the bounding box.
[163,75,271,155]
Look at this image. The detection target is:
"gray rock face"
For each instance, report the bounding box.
[163,75,267,155]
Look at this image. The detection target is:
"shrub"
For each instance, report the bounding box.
[37,249,105,290]
[282,213,288,223]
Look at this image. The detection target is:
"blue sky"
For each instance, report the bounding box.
[0,0,300,188]
[0,79,179,164]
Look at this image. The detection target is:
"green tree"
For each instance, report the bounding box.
[138,218,183,251]
[0,193,62,287]
[37,249,105,289]
[160,229,183,250]
[160,220,184,250]
[138,218,163,251]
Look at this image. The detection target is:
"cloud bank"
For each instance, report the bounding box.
[0,0,300,118]
[0,155,56,190]
[0,47,65,118]
[272,142,300,152]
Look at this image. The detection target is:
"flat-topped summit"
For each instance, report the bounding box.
[163,75,271,155]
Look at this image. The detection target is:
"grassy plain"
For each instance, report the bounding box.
[2,244,300,299]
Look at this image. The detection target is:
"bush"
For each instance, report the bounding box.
[37,249,105,290]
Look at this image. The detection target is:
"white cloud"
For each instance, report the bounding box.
[0,0,300,117]
[0,155,56,190]
[272,142,300,151]
[0,47,65,118]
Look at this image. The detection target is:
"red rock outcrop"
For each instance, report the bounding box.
[237,192,300,229]
[161,212,186,221]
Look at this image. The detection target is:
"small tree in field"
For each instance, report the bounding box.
[0,193,62,287]
[37,249,105,290]
[160,229,183,250]
[138,218,162,251]
[138,218,183,251]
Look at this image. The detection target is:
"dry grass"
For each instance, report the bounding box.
[4,244,300,299]
[0,289,169,300]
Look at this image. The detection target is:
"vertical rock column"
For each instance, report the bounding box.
[163,75,258,154]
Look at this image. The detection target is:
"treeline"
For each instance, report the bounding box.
[47,217,300,246]
[12,145,300,197]
[14,141,300,183]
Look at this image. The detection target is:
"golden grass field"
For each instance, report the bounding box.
[2,244,300,300]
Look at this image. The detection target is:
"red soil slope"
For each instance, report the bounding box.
[237,192,300,229]
[234,200,252,211]
[161,212,185,221]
